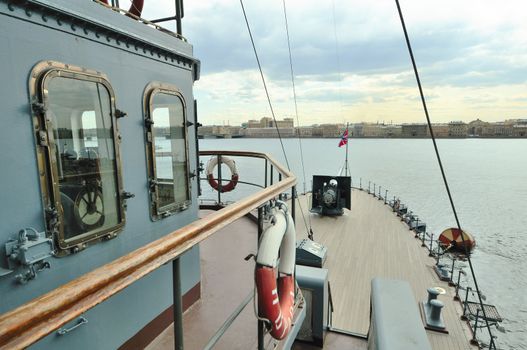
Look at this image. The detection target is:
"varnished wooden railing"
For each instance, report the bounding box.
[0,151,295,349]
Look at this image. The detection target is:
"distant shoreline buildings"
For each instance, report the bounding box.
[198,117,527,139]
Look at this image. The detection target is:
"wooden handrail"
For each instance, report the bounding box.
[0,151,295,349]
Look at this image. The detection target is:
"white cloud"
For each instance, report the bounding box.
[140,0,527,125]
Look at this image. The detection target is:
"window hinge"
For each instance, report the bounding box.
[31,102,46,115]
[145,117,154,128]
[186,120,194,127]
[37,130,49,147]
[122,191,135,200]
[189,170,197,179]
[115,109,127,119]
[121,191,135,210]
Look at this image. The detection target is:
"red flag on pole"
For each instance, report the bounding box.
[338,129,348,147]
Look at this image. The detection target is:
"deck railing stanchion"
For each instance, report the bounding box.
[429,233,434,256]
[291,186,296,223]
[471,308,481,345]
[173,258,184,350]
[217,155,222,204]
[422,231,426,247]
[359,177,362,190]
[270,164,274,186]
[378,186,382,200]
[373,183,376,197]
[257,206,265,350]
[462,287,471,320]
[384,190,388,204]
[454,270,463,301]
[415,219,420,237]
[264,159,268,188]
[449,258,456,286]
[368,181,371,194]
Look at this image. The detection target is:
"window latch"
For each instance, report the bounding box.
[122,191,135,200]
[31,102,46,115]
[145,117,154,128]
[189,170,197,179]
[115,109,127,119]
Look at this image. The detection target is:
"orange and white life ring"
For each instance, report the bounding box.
[99,0,144,17]
[255,206,296,340]
[206,156,239,193]
[438,227,476,253]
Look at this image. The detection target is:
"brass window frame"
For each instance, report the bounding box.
[29,61,125,253]
[143,82,191,220]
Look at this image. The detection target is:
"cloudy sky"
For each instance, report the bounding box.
[142,0,527,126]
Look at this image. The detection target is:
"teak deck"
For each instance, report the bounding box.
[294,189,475,349]
[148,190,475,349]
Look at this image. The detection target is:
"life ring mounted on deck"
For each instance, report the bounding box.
[206,156,239,193]
[255,204,296,340]
[99,0,144,18]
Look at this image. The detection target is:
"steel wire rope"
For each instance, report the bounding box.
[239,0,291,172]
[395,0,495,343]
[331,0,344,122]
[281,0,314,239]
[239,0,314,241]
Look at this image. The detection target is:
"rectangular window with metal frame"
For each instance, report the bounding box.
[30,62,125,253]
[144,84,191,220]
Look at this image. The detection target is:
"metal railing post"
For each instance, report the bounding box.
[368,181,371,194]
[415,219,420,237]
[173,258,184,350]
[422,231,426,247]
[378,186,382,200]
[471,308,481,345]
[257,206,265,350]
[270,165,274,186]
[462,287,471,320]
[217,155,222,204]
[454,270,463,301]
[359,177,362,190]
[291,186,296,223]
[449,258,456,286]
[429,233,434,257]
[264,159,268,188]
[384,190,388,204]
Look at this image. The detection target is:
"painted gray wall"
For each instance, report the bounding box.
[0,1,201,348]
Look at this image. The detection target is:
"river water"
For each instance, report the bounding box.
[199,137,526,349]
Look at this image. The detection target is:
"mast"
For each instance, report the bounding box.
[344,122,349,177]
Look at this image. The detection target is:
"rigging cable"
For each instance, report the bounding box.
[331,0,344,122]
[239,0,291,171]
[281,0,314,240]
[395,0,494,343]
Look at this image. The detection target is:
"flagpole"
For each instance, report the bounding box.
[345,122,349,177]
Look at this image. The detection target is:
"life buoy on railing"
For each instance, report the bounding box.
[255,205,296,340]
[206,156,239,193]
[99,0,144,18]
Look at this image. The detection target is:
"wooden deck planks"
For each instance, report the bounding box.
[294,190,475,350]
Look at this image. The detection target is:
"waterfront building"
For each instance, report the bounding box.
[431,124,449,137]
[448,121,468,137]
[401,123,428,137]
